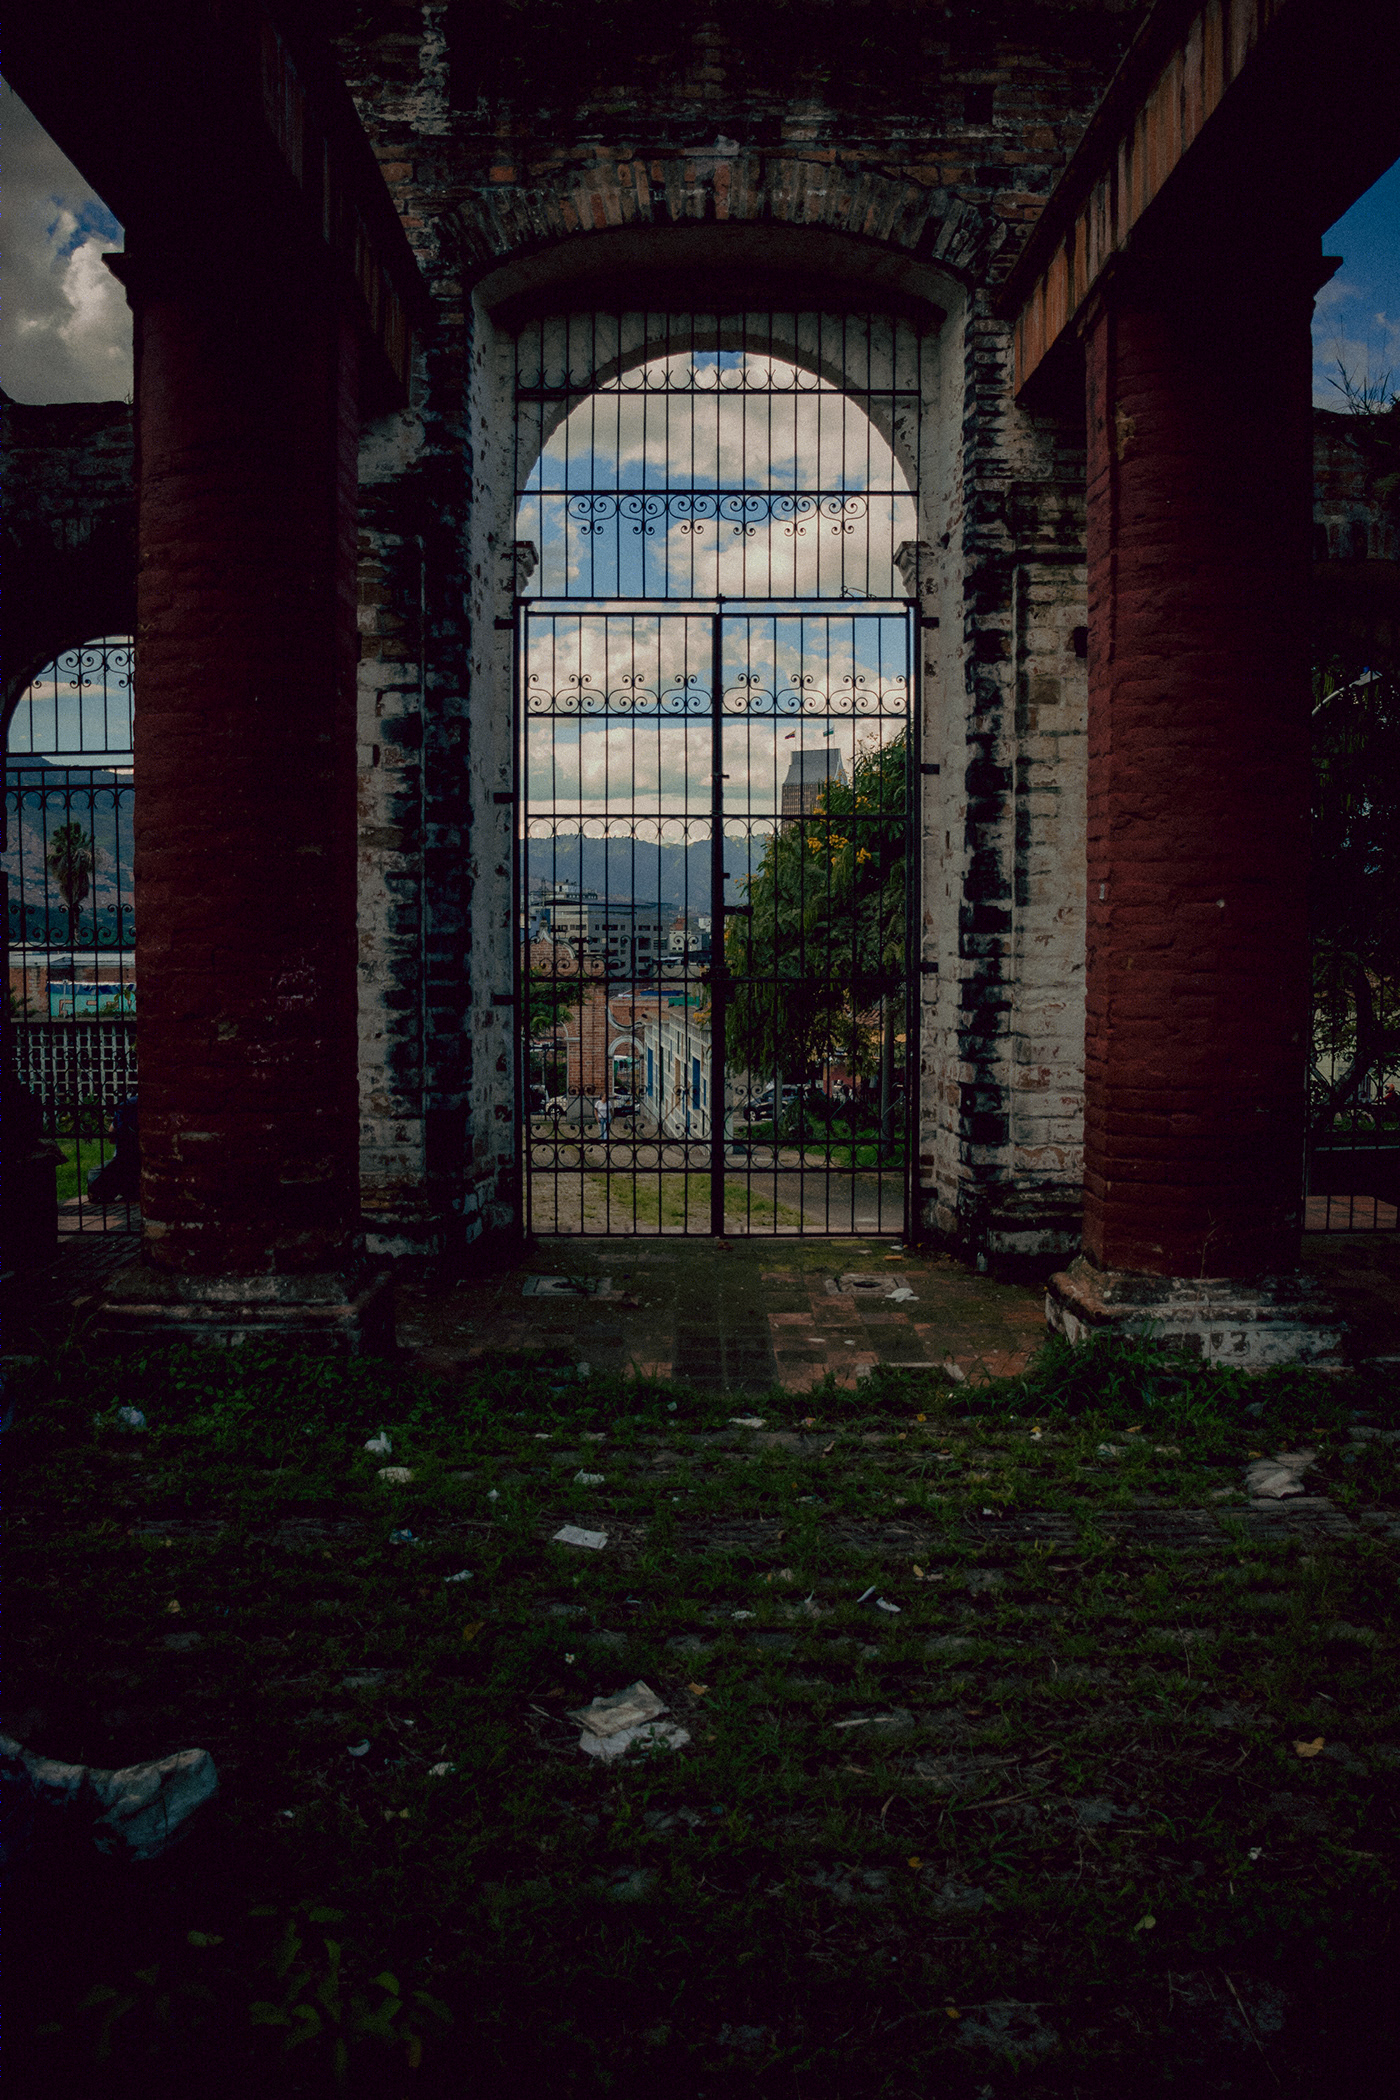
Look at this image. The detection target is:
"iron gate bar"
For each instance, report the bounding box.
[708,611,726,1238]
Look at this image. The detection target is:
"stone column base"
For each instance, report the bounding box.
[1045,1256,1344,1370]
[94,1263,396,1356]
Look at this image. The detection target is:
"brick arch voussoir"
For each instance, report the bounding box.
[452,156,998,290]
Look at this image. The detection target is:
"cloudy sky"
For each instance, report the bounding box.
[1312,157,1400,408]
[1,79,131,403]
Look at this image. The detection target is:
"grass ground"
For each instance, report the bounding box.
[4,1332,1398,2098]
[531,1173,805,1233]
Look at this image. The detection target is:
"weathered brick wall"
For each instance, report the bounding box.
[0,395,135,720]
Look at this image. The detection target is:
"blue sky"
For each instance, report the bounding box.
[1313,158,1400,408]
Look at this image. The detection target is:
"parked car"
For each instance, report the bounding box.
[747,1083,822,1118]
[543,1094,597,1128]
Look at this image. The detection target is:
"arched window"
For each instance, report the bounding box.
[4,637,137,1236]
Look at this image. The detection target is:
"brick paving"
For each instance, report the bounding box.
[397,1237,1049,1393]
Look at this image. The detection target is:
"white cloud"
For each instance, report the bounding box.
[522,353,916,599]
[1,78,132,402]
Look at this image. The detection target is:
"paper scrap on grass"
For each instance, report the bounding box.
[570,1682,690,1762]
[364,1433,392,1456]
[571,1682,668,1739]
[579,1721,691,1763]
[1246,1451,1316,1500]
[574,1471,605,1486]
[730,1416,766,1429]
[377,1466,415,1484]
[554,1524,608,1550]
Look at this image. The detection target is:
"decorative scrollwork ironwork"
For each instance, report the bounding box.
[7,636,135,757]
[526,669,712,717]
[720,671,909,718]
[561,490,869,539]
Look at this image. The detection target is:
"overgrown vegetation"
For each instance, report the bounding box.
[5,1332,1398,2095]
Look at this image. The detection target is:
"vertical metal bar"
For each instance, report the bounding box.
[512,599,527,1243]
[709,608,727,1237]
[901,604,917,1244]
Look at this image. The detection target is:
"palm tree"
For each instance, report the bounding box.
[46,822,100,937]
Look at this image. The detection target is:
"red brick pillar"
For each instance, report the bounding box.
[1078,263,1315,1280]
[100,245,386,1345]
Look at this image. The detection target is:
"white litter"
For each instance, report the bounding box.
[377,1466,415,1484]
[876,1598,901,1614]
[364,1432,392,1456]
[574,1471,605,1486]
[487,1489,500,1502]
[347,1740,370,1758]
[856,1585,878,1604]
[1245,1450,1316,1500]
[116,1407,146,1431]
[732,1610,755,1621]
[428,1762,456,1778]
[554,1525,608,1550]
[887,1287,917,1303]
[571,1682,667,1738]
[570,1682,688,1763]
[942,1358,966,1384]
[443,1569,473,1584]
[580,1721,690,1763]
[576,1364,592,1380]
[730,1416,766,1429]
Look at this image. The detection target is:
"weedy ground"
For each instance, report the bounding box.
[4,1332,1398,2098]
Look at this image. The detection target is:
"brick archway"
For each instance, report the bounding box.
[354,197,1091,1274]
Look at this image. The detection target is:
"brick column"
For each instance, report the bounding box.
[1047,258,1341,1366]
[100,244,389,1349]
[1080,267,1314,1275]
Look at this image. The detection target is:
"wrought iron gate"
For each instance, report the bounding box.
[512,306,925,1238]
[3,639,138,1235]
[1305,669,1399,1233]
[519,604,914,1236]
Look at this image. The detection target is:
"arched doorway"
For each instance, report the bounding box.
[513,307,924,1237]
[3,637,138,1236]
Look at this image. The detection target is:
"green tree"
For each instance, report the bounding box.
[46,822,100,934]
[725,732,908,1107]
